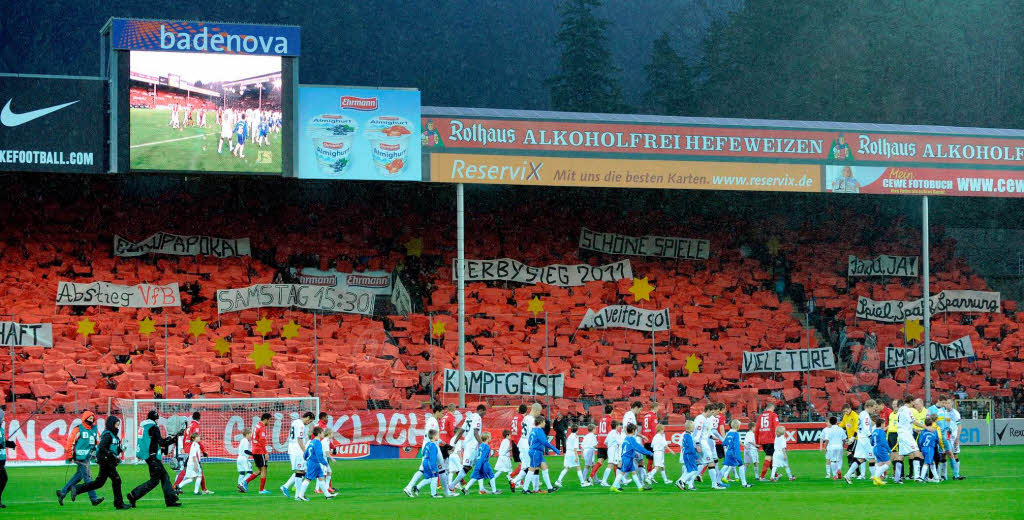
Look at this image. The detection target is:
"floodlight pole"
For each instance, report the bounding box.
[313,312,319,398]
[457,183,466,408]
[922,196,931,403]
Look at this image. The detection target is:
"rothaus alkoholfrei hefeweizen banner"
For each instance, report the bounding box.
[578,228,710,260]
[114,232,251,258]
[742,347,837,373]
[55,281,181,308]
[216,284,375,315]
[452,258,632,287]
[856,290,1000,323]
[884,335,975,369]
[576,305,671,332]
[847,254,918,277]
[443,369,563,397]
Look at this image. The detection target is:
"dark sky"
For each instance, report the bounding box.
[0,0,737,110]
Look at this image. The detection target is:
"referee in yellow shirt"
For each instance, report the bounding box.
[837,403,859,467]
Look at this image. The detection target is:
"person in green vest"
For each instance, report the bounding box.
[70,415,131,510]
[57,411,103,506]
[0,408,19,509]
[127,409,184,508]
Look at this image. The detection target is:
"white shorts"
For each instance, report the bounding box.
[185,459,202,479]
[897,432,919,456]
[853,438,875,460]
[221,127,232,138]
[320,463,332,476]
[448,455,463,475]
[564,451,580,468]
[517,439,530,459]
[289,446,306,472]
[583,448,596,467]
[236,457,252,474]
[495,455,513,473]
[948,432,960,454]
[772,452,788,469]
[653,451,665,468]
[826,446,844,464]
[700,441,715,465]
[608,446,622,466]
[743,447,759,465]
[462,441,479,467]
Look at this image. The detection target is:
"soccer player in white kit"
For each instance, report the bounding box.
[820,416,848,479]
[646,424,671,485]
[236,428,254,492]
[845,399,880,481]
[581,425,598,485]
[494,430,514,482]
[404,405,444,497]
[510,404,540,489]
[696,405,726,489]
[218,109,234,154]
[601,422,622,486]
[555,425,586,488]
[896,400,924,481]
[450,404,486,492]
[280,411,315,498]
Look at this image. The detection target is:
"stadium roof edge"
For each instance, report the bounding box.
[421,106,1024,138]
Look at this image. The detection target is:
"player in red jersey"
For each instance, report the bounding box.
[507,404,527,486]
[174,412,211,494]
[640,401,659,472]
[439,404,457,446]
[756,403,780,479]
[244,413,272,493]
[588,404,614,483]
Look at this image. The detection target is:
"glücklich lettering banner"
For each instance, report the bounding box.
[290,268,391,296]
[216,284,375,315]
[848,254,918,277]
[577,305,671,332]
[579,228,710,260]
[55,281,181,308]
[114,232,251,258]
[885,335,975,369]
[443,369,563,397]
[391,275,412,316]
[856,290,1000,323]
[0,322,53,347]
[742,347,837,373]
[453,258,632,287]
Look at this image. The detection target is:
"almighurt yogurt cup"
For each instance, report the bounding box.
[366,116,413,176]
[308,114,358,175]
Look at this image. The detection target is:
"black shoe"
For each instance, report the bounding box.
[0,503,6,509]
[91,497,104,507]
[70,486,79,502]
[954,476,965,480]
[127,494,137,508]
[56,490,66,506]
[115,504,132,510]
[167,502,182,507]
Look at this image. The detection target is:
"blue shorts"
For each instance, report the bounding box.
[260,130,268,137]
[528,449,544,468]
[471,464,494,480]
[874,449,891,463]
[620,455,638,473]
[923,450,935,464]
[683,455,698,472]
[236,135,245,145]
[723,454,742,467]
[304,461,324,480]
[421,461,438,479]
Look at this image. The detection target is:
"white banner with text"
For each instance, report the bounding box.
[114,232,251,258]
[453,258,632,287]
[742,347,837,373]
[0,322,53,347]
[848,254,918,277]
[577,305,671,332]
[55,281,181,308]
[856,290,1000,322]
[216,284,375,315]
[579,228,710,260]
[884,336,975,369]
[443,369,563,397]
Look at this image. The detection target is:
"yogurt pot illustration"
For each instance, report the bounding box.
[308,115,358,175]
[366,116,413,176]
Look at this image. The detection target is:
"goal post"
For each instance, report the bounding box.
[117,397,319,464]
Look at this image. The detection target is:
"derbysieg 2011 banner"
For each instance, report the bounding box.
[577,305,671,332]
[443,369,563,397]
[856,290,1000,323]
[453,258,632,287]
[216,284,375,315]
[742,347,837,373]
[848,254,918,277]
[55,281,181,308]
[885,335,975,369]
[110,19,300,56]
[114,232,250,258]
[290,267,392,296]
[579,228,710,260]
[0,322,53,347]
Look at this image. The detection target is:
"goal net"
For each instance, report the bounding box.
[116,397,319,464]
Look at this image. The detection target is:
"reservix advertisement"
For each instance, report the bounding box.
[0,75,105,173]
[297,86,421,181]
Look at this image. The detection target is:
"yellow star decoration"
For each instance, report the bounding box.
[138,317,156,336]
[628,277,655,302]
[526,296,544,317]
[281,320,301,340]
[250,341,276,369]
[77,318,96,338]
[902,319,924,343]
[766,236,782,257]
[153,385,164,395]
[404,237,424,257]
[685,353,702,375]
[432,320,446,338]
[254,317,274,337]
[213,337,231,356]
[187,317,207,338]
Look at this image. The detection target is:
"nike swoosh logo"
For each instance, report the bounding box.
[1,99,79,127]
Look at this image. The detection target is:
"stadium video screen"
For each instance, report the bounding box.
[129,51,285,173]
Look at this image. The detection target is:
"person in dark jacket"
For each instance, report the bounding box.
[127,410,183,508]
[0,409,17,509]
[553,413,569,453]
[71,415,131,509]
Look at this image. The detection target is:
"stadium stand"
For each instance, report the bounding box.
[1,176,1022,423]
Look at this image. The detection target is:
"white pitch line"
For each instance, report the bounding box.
[131,132,217,149]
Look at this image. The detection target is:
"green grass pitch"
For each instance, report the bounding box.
[6,447,1024,519]
[129,108,282,173]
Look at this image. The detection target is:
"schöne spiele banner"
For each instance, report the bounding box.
[298,86,421,181]
[110,19,300,56]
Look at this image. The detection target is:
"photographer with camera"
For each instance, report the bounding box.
[56,411,103,506]
[69,415,131,510]
[127,409,184,508]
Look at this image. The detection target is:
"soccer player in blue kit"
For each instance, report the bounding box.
[870,417,890,486]
[232,114,248,159]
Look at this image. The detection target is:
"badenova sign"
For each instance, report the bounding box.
[110,18,301,56]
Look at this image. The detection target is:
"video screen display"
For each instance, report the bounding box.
[129,50,284,173]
